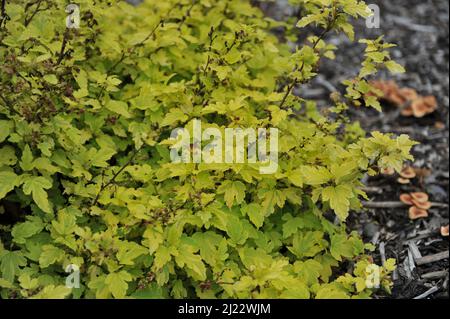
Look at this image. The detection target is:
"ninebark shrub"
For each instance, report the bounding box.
[0,0,415,298]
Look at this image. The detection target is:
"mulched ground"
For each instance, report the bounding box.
[260,0,449,299]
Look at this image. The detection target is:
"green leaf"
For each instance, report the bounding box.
[294,260,323,286]
[315,285,350,299]
[301,166,333,185]
[43,74,58,85]
[20,145,34,171]
[288,169,304,187]
[385,60,405,74]
[0,278,15,288]
[217,181,246,208]
[106,100,132,118]
[105,271,132,299]
[244,203,264,228]
[116,242,147,266]
[0,251,27,283]
[288,231,326,258]
[175,248,206,281]
[154,246,171,269]
[31,285,71,299]
[12,217,44,244]
[226,215,248,245]
[0,120,13,143]
[322,184,354,220]
[161,109,188,127]
[0,171,21,200]
[39,245,65,268]
[51,211,77,236]
[22,176,53,214]
[0,146,17,166]
[330,234,355,261]
[296,14,321,28]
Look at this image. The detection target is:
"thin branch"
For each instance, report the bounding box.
[278,24,333,109]
[56,28,70,65]
[24,0,44,26]
[421,270,448,280]
[178,0,197,31]
[105,6,175,75]
[0,0,8,28]
[415,251,449,266]
[413,286,439,299]
[0,92,19,115]
[92,148,142,206]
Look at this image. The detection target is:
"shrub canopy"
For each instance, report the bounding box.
[0,0,414,298]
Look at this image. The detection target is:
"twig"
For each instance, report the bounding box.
[279,77,299,109]
[403,257,412,279]
[0,0,8,28]
[178,0,197,31]
[379,242,386,266]
[24,0,44,26]
[360,186,383,194]
[362,201,449,209]
[371,231,380,245]
[407,248,416,272]
[421,270,448,280]
[278,21,334,109]
[408,242,422,259]
[92,148,142,206]
[413,286,439,299]
[415,251,449,266]
[0,92,19,115]
[56,28,70,65]
[106,6,175,75]
[405,229,440,243]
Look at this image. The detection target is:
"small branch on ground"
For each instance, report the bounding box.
[415,251,449,266]
[362,201,448,209]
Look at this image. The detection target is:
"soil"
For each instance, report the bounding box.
[260,0,449,299]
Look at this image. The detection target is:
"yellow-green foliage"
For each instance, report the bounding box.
[0,0,414,298]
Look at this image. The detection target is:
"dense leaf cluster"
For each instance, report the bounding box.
[0,0,414,298]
